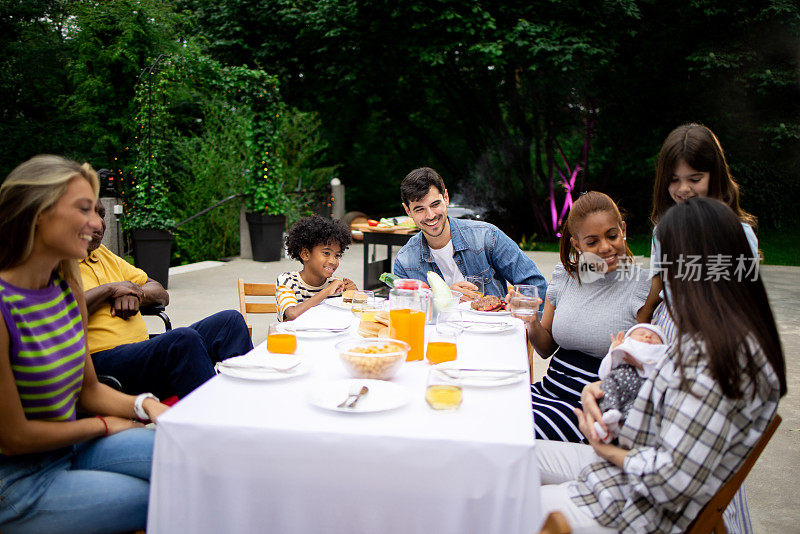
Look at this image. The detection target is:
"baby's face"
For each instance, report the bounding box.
[629,327,663,345]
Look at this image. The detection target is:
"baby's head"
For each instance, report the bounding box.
[626,324,665,345]
[285,215,352,271]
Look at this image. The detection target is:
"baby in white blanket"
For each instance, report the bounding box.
[594,323,669,444]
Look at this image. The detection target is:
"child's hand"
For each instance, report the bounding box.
[341,278,357,291]
[609,331,625,349]
[322,279,345,298]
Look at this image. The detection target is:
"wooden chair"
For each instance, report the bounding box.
[237,278,277,337]
[687,414,782,534]
[539,511,571,534]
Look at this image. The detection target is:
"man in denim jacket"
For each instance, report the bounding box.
[394,167,547,303]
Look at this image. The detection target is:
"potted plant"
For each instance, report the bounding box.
[242,108,291,262]
[123,55,175,287]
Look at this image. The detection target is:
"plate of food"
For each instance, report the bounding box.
[458,296,511,316]
[324,291,387,310]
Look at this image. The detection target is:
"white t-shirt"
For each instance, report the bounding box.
[430,240,465,286]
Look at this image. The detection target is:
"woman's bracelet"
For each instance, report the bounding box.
[95,415,108,437]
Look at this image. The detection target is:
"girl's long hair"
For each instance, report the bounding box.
[0,155,99,285]
[657,198,785,399]
[650,123,755,227]
[559,191,632,282]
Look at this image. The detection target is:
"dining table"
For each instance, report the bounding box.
[147,300,542,533]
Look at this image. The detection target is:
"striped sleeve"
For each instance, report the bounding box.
[276,285,298,321]
[276,273,299,321]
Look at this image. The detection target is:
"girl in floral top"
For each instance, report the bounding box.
[536,198,786,533]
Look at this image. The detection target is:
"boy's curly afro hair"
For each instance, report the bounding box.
[285,215,352,262]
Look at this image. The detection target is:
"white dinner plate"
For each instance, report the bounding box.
[215,354,309,381]
[309,379,409,413]
[280,321,352,339]
[433,365,525,388]
[324,296,386,311]
[457,300,511,316]
[453,319,516,334]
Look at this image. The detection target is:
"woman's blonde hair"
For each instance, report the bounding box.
[0,155,99,284]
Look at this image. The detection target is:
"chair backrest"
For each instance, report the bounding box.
[687,414,782,534]
[238,278,277,337]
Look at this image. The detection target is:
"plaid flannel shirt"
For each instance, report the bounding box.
[568,338,780,533]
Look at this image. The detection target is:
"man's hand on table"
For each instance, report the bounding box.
[450,281,479,302]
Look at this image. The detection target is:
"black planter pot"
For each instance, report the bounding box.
[131,229,173,288]
[246,213,286,262]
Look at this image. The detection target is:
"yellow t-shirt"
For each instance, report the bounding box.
[79,245,149,353]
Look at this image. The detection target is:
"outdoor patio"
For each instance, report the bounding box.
[149,245,800,533]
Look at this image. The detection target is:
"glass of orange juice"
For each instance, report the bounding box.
[389,288,425,361]
[426,309,462,364]
[267,323,297,354]
[426,368,463,411]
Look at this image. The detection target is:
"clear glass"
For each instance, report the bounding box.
[425,368,463,411]
[267,322,297,354]
[351,290,376,319]
[465,275,484,299]
[426,313,461,365]
[507,284,539,321]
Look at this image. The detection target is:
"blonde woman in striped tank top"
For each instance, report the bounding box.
[0,155,169,533]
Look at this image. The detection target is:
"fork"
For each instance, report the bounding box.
[337,383,363,408]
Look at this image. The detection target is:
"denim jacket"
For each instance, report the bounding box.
[393,217,547,305]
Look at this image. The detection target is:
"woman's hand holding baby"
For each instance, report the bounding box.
[575,381,630,467]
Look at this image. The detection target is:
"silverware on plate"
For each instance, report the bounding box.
[439,368,526,380]
[346,386,369,408]
[215,361,301,374]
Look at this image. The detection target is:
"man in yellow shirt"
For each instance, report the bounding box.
[80,200,252,399]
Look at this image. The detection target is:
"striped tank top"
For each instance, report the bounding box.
[0,276,85,422]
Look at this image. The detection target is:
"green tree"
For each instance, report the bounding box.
[186,0,800,235]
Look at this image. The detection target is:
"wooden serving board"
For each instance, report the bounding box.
[351,223,417,234]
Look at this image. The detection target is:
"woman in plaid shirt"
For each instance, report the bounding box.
[536,198,787,533]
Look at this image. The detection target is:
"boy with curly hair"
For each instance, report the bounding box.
[276,215,357,321]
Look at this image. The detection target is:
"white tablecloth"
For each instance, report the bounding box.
[148,304,541,533]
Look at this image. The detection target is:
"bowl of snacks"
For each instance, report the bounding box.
[336,338,410,380]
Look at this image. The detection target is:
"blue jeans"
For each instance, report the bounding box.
[0,428,154,533]
[92,310,253,399]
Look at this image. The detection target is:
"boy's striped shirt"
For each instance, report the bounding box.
[0,276,85,422]
[275,271,337,321]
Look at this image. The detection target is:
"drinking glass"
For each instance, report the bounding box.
[389,288,425,361]
[465,275,484,299]
[425,368,463,411]
[507,285,539,321]
[351,290,375,319]
[426,312,461,364]
[267,322,297,354]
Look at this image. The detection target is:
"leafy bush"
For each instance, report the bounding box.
[172,100,250,263]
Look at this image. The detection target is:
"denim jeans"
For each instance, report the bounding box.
[0,428,154,533]
[92,309,253,399]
